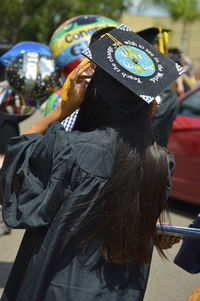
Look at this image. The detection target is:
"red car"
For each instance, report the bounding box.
[168,87,200,205]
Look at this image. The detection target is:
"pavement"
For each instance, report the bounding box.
[1,208,199,300]
[0,111,200,300]
[0,229,24,297]
[144,205,200,301]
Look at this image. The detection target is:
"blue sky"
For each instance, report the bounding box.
[128,0,169,16]
[129,0,200,16]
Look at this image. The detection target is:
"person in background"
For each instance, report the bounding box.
[0,111,20,235]
[169,47,196,96]
[0,77,19,236]
[0,44,20,171]
[174,214,200,301]
[137,27,180,147]
[181,54,196,92]
[168,48,184,96]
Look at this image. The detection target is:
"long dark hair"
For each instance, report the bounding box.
[72,68,169,265]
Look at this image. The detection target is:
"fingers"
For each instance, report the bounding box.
[174,237,180,244]
[78,80,87,98]
[159,234,180,249]
[70,65,81,82]
[70,63,94,90]
[66,61,94,105]
[71,62,94,82]
[76,73,93,85]
[78,62,92,75]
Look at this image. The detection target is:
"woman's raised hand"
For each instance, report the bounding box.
[60,62,95,120]
[68,63,94,105]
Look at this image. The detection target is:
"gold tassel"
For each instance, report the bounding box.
[158,27,164,54]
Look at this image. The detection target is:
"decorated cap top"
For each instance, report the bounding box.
[82,24,184,104]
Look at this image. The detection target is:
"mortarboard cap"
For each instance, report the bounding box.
[82,24,184,104]
[137,27,171,55]
[137,27,170,44]
[89,26,116,45]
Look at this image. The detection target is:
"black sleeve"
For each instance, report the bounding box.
[0,122,74,228]
[0,115,20,154]
[165,149,175,199]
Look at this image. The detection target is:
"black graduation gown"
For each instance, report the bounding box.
[152,87,179,147]
[0,114,20,154]
[0,122,174,301]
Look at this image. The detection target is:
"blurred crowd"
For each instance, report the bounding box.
[169,47,198,97]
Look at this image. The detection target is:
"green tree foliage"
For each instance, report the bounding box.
[0,0,131,44]
[148,0,200,21]
[141,0,200,49]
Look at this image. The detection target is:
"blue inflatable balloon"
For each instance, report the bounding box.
[0,41,52,66]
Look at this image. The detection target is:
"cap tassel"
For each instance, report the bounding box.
[103,33,139,65]
[158,27,164,54]
[163,31,169,56]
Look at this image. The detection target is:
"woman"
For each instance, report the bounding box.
[0,59,176,301]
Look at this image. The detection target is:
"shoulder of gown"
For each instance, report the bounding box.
[0,122,115,228]
[67,126,116,178]
[0,121,174,229]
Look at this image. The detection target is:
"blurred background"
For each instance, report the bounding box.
[0,1,200,300]
[1,0,200,81]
